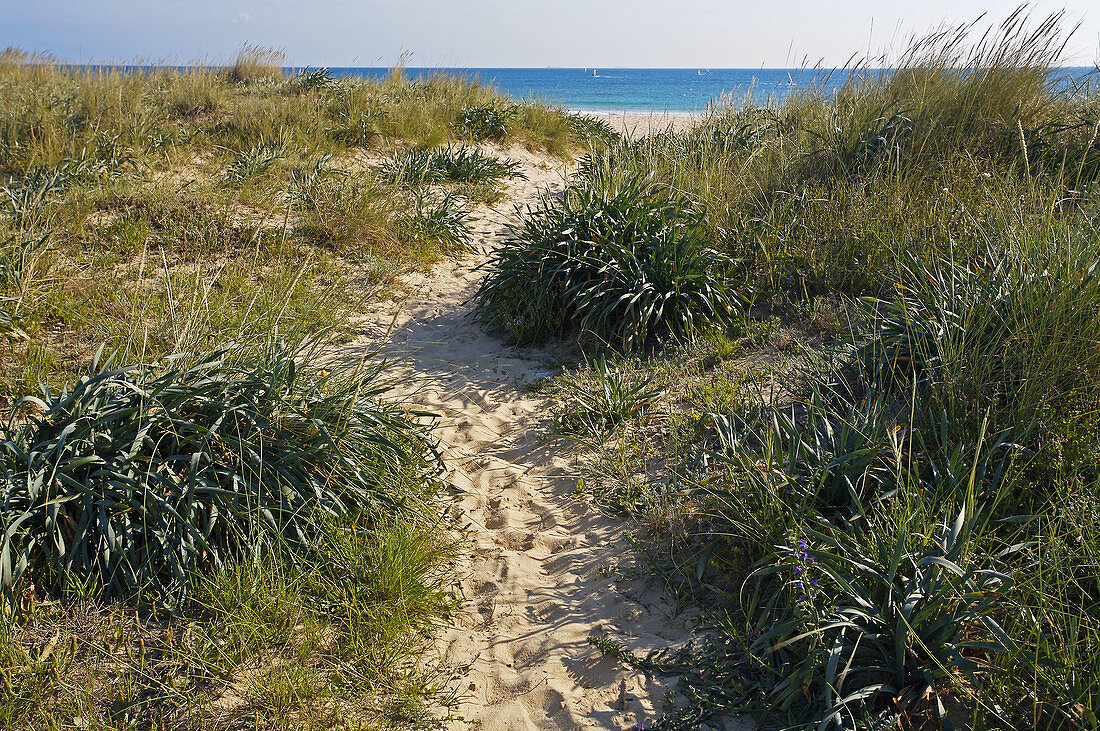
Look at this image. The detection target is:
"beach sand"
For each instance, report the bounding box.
[584,112,702,138]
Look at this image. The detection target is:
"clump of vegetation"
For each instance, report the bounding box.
[0,341,438,604]
[674,223,1100,726]
[224,44,286,85]
[457,102,517,141]
[558,355,664,438]
[401,193,474,253]
[291,66,335,91]
[220,139,284,187]
[473,163,741,350]
[755,504,1017,729]
[379,147,438,186]
[381,145,524,187]
[569,113,623,146]
[432,145,525,182]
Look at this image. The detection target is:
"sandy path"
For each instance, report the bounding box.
[337,148,699,730]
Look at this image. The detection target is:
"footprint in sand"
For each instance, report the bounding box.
[338,145,753,730]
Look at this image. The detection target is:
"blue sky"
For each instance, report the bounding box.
[2,0,1097,67]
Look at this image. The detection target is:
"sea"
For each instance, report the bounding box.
[324,67,1097,114]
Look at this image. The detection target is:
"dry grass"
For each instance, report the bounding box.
[0,52,583,397]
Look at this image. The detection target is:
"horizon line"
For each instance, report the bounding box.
[51,63,1099,71]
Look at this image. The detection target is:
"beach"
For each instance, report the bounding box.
[585,111,702,137]
[6,20,1099,727]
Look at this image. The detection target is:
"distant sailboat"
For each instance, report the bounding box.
[592,68,599,78]
[787,71,795,85]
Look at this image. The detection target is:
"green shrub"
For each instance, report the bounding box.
[568,114,622,146]
[400,193,473,252]
[473,167,741,349]
[457,103,516,141]
[328,111,381,147]
[290,160,402,251]
[754,506,1016,729]
[2,149,135,230]
[708,392,909,519]
[558,355,664,437]
[430,145,524,183]
[380,145,523,187]
[379,147,438,186]
[848,232,1100,457]
[0,342,439,605]
[292,67,334,92]
[220,139,284,187]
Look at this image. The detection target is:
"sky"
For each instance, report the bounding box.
[1,0,1098,68]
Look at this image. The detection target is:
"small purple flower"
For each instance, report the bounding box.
[790,538,819,598]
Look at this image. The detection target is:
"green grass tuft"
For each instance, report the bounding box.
[473,163,741,350]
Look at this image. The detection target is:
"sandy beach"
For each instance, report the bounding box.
[583,112,702,138]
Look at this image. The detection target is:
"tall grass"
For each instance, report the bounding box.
[225,44,286,85]
[561,11,1100,729]
[576,10,1098,299]
[0,49,591,728]
[0,52,589,397]
[0,514,457,729]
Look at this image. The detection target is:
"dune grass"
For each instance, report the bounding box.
[0,339,461,729]
[473,160,741,350]
[568,10,1096,302]
[533,11,1100,730]
[0,49,586,728]
[0,48,583,398]
[7,11,1100,727]
[0,512,458,729]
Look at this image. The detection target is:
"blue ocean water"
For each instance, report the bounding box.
[326,67,1097,114]
[330,68,846,113]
